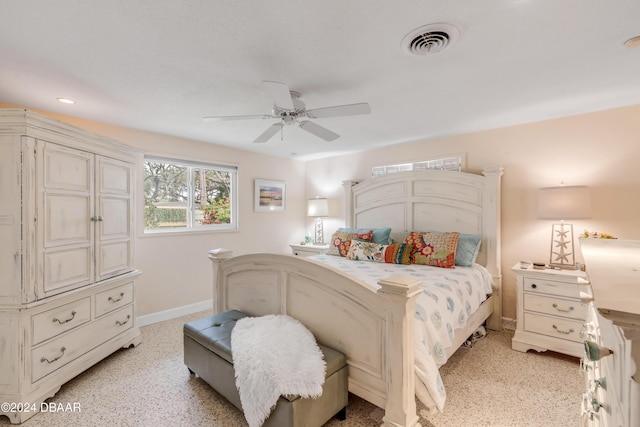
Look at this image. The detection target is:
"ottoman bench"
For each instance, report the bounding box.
[184,310,348,427]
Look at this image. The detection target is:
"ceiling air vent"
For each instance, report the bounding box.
[401,23,460,55]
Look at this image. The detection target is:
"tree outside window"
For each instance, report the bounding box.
[143,158,236,232]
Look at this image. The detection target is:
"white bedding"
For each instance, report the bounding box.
[310,254,493,412]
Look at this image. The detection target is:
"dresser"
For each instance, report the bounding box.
[289,243,330,257]
[579,238,640,426]
[511,264,590,358]
[0,109,142,423]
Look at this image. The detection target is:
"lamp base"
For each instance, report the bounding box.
[549,223,576,270]
[314,217,325,245]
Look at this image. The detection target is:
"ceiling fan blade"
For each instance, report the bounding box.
[263,81,295,110]
[203,114,273,122]
[305,102,371,119]
[299,120,339,142]
[254,123,283,143]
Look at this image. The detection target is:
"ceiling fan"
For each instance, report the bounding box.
[203,81,371,143]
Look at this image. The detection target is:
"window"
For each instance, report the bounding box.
[371,154,464,177]
[143,157,237,233]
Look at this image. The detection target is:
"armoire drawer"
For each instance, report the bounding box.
[95,282,133,317]
[523,312,584,343]
[523,293,587,321]
[31,297,91,345]
[32,305,134,382]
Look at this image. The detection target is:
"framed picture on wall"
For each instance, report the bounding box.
[254,179,286,212]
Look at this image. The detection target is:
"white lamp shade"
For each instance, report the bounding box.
[538,186,592,220]
[307,198,329,217]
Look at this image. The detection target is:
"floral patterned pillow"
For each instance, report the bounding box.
[403,231,460,268]
[346,241,414,265]
[326,230,373,256]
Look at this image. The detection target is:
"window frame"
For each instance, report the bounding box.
[142,156,238,234]
[371,154,466,177]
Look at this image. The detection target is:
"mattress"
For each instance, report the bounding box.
[310,254,493,412]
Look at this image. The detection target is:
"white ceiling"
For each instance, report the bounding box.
[1,1,639,160]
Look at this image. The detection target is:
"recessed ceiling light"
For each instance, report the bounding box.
[624,35,640,49]
[57,97,75,104]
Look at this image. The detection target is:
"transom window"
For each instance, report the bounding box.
[372,155,464,177]
[143,157,237,233]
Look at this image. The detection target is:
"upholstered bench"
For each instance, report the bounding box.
[184,310,348,427]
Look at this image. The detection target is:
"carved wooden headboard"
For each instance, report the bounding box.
[343,167,504,323]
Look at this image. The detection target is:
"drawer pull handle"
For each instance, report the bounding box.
[52,311,77,324]
[552,303,574,313]
[531,284,537,289]
[552,324,574,335]
[41,347,66,364]
[108,292,125,303]
[115,315,131,326]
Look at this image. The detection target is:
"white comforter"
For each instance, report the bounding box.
[310,255,493,412]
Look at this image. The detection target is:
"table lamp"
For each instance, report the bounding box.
[538,185,591,269]
[307,198,329,244]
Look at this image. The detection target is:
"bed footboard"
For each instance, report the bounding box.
[209,249,422,427]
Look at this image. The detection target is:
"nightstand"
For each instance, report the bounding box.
[511,264,591,358]
[289,243,330,257]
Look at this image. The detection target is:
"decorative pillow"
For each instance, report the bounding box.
[338,227,392,245]
[382,242,414,264]
[326,230,373,257]
[404,230,482,267]
[403,231,460,268]
[455,234,482,267]
[346,241,414,264]
[346,241,385,262]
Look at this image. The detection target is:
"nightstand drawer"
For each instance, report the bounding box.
[290,244,329,257]
[523,277,581,299]
[523,312,584,343]
[523,294,587,321]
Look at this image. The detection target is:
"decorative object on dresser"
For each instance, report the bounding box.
[307,197,329,244]
[0,109,142,424]
[538,184,592,269]
[208,166,503,426]
[289,243,329,257]
[579,238,640,426]
[511,264,591,358]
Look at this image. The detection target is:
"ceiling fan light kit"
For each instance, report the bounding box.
[203,81,371,143]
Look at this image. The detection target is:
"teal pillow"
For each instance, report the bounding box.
[455,234,482,267]
[338,227,392,245]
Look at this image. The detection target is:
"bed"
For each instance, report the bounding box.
[208,167,503,427]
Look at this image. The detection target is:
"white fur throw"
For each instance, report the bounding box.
[230,314,326,427]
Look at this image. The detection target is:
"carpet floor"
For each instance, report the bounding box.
[1,311,583,426]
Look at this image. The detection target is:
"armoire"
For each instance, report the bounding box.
[0,109,142,424]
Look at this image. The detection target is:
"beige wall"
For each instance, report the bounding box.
[1,103,308,316]
[6,102,639,321]
[305,104,640,320]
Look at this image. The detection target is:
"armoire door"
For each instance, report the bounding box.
[95,156,133,281]
[40,142,94,296]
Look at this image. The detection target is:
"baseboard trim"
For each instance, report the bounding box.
[136,299,213,327]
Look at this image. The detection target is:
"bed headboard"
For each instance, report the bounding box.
[343,167,503,285]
